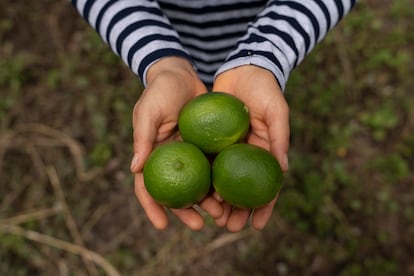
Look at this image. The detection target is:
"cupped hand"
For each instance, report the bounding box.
[212,65,290,232]
[130,57,222,230]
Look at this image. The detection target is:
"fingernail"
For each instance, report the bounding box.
[283,154,289,171]
[130,154,139,172]
[213,192,223,202]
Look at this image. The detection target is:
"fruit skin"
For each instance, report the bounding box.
[178,92,250,154]
[212,143,283,209]
[143,141,211,209]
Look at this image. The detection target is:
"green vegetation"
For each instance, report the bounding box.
[0,1,413,275]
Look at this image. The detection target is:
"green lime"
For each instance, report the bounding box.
[212,143,283,209]
[143,141,211,209]
[178,92,250,154]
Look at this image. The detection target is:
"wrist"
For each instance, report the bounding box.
[146,57,198,85]
[215,65,282,94]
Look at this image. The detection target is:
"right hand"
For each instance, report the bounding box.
[130,57,223,230]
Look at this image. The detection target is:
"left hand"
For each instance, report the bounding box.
[212,65,290,232]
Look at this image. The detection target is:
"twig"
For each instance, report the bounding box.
[0,224,121,276]
[12,123,101,182]
[140,228,254,275]
[0,181,29,212]
[139,228,186,275]
[25,142,47,179]
[0,124,101,182]
[205,229,253,253]
[101,200,143,253]
[46,165,99,276]
[0,205,63,226]
[28,123,101,181]
[81,204,114,239]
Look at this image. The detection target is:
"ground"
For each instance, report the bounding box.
[1,1,413,275]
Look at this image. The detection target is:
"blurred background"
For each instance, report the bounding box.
[1,0,413,275]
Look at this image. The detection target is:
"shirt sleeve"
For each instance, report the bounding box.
[71,0,192,87]
[215,0,357,91]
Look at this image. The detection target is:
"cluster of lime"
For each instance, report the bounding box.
[143,92,283,209]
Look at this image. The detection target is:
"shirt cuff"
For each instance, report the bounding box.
[138,49,194,87]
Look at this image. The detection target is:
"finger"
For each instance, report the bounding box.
[267,102,290,172]
[226,207,251,232]
[246,132,270,151]
[198,196,223,219]
[134,173,169,230]
[214,202,232,227]
[170,208,204,231]
[130,105,157,173]
[212,192,224,203]
[251,193,279,230]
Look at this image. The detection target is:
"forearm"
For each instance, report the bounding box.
[71,0,191,86]
[217,0,357,90]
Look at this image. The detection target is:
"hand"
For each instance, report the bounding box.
[130,57,222,230]
[212,65,290,232]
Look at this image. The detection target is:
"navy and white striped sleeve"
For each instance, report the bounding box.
[71,0,192,87]
[216,0,357,91]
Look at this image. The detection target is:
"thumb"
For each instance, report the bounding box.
[130,113,157,173]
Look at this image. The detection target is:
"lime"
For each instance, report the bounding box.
[212,143,283,209]
[178,92,250,154]
[143,141,211,209]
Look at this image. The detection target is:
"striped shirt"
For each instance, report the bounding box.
[72,0,356,89]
